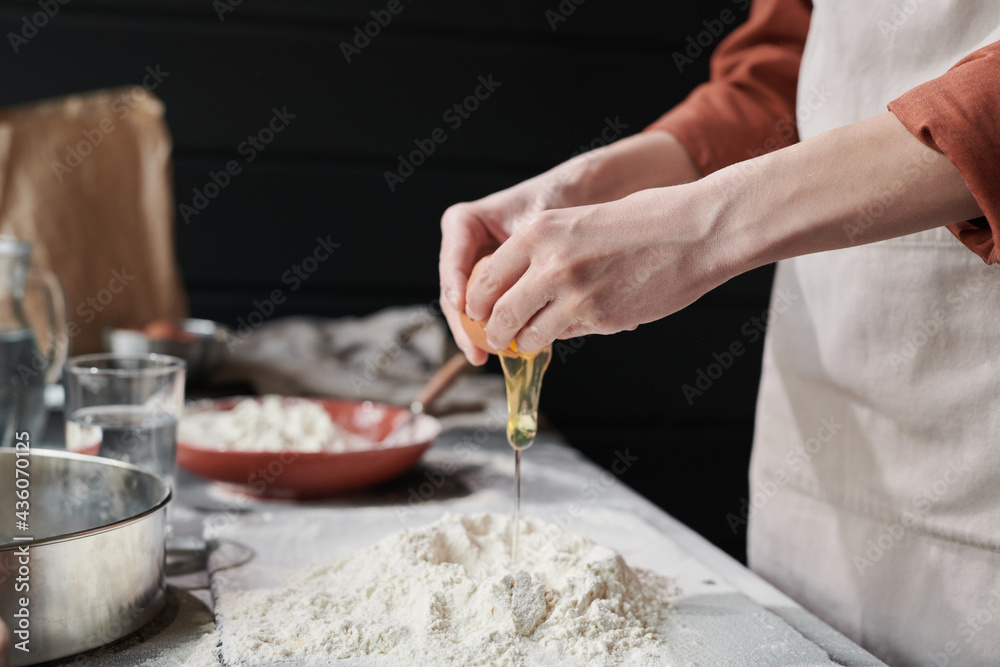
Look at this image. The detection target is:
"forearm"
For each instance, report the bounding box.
[560,131,701,207]
[470,130,701,239]
[701,112,983,274]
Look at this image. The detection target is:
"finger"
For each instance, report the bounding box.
[440,265,469,316]
[513,299,579,354]
[438,220,475,312]
[439,205,490,312]
[556,320,588,339]
[481,265,553,352]
[464,245,530,323]
[441,298,489,366]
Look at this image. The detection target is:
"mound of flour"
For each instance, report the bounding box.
[218,513,680,666]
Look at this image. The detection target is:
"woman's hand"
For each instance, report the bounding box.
[440,131,700,364]
[463,184,734,353]
[439,175,578,365]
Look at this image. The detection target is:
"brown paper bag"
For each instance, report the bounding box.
[0,87,188,356]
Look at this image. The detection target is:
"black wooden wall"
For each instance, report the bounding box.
[1,0,774,561]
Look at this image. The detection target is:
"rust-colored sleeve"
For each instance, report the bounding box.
[645,0,812,175]
[888,43,1000,265]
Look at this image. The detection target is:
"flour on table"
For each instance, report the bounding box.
[217,513,680,666]
[174,631,221,667]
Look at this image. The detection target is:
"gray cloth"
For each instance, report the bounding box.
[216,308,501,413]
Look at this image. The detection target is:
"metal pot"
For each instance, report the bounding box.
[0,448,169,666]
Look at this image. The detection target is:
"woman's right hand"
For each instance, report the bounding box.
[439,131,701,365]
[439,163,591,365]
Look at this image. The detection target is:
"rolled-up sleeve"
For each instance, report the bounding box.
[644,0,812,175]
[888,43,1000,265]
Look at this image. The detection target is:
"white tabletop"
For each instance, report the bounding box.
[40,411,886,666]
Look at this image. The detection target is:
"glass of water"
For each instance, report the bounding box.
[63,354,186,487]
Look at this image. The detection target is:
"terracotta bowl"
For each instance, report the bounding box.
[176,397,440,500]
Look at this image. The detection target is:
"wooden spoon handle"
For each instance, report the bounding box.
[412,352,470,413]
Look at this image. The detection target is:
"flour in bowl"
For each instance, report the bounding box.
[180,395,371,453]
[217,513,680,666]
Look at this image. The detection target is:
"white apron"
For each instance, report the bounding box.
[748,2,1000,665]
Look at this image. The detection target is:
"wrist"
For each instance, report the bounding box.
[693,143,823,277]
[681,168,758,284]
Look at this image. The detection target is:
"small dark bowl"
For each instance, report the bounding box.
[102,318,231,385]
